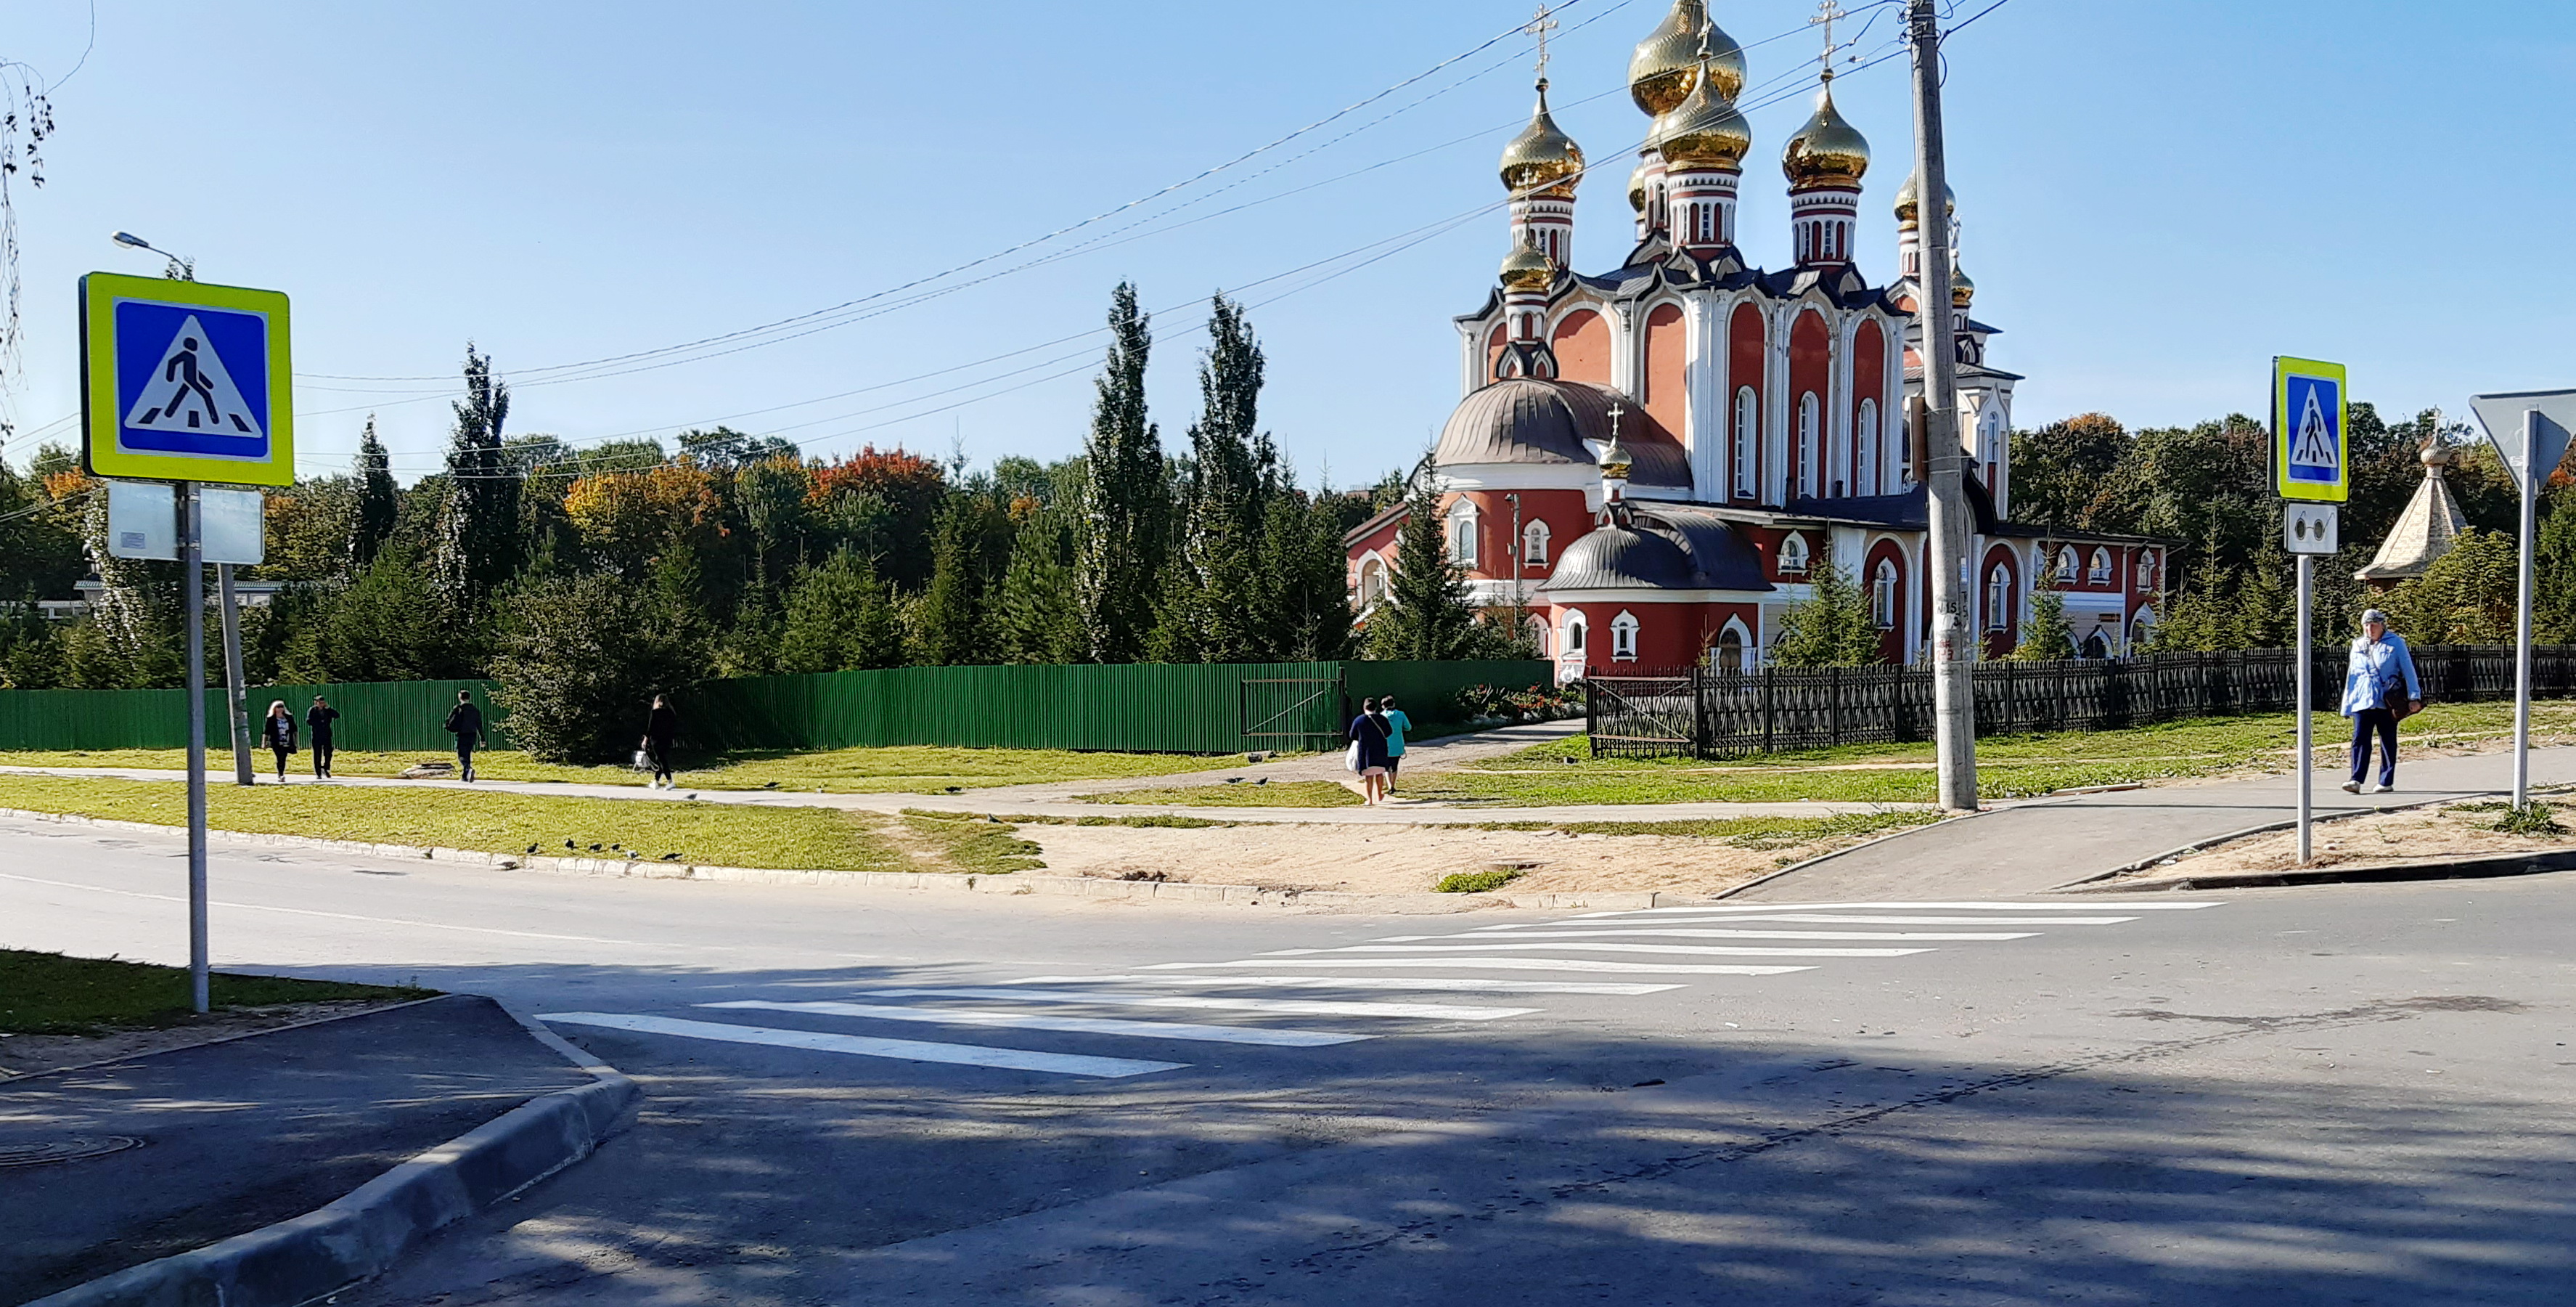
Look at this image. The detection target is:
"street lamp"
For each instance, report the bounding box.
[110,230,193,281]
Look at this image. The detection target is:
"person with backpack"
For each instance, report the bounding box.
[1379,694,1413,793]
[1346,696,1394,806]
[443,689,486,783]
[305,695,340,780]
[2339,608,2422,794]
[261,700,297,782]
[642,693,680,789]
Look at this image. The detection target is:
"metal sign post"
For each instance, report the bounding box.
[2469,389,2576,811]
[81,272,293,1015]
[2276,357,2349,865]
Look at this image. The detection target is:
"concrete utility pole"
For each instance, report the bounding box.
[1908,0,1976,810]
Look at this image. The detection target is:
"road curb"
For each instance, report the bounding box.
[2065,846,2576,895]
[0,806,1669,914]
[25,995,638,1307]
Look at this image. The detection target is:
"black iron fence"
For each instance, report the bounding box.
[1587,645,2576,759]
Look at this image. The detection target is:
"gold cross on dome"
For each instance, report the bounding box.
[1810,0,1850,80]
[1606,402,1626,439]
[1526,2,1559,80]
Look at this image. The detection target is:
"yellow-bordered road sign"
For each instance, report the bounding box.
[81,272,292,486]
[2273,356,2347,503]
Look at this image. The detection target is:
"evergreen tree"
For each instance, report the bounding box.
[1364,458,1481,661]
[1073,283,1168,662]
[1771,544,1882,667]
[433,345,520,610]
[314,548,461,682]
[777,552,903,673]
[489,570,703,763]
[2010,567,2077,661]
[351,418,397,570]
[1158,294,1276,662]
[1256,489,1354,661]
[2382,527,2518,644]
[2535,486,2576,643]
[915,496,1002,666]
[713,582,785,678]
[994,513,1082,664]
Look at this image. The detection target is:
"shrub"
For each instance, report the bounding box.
[488,571,704,763]
[1435,866,1527,894]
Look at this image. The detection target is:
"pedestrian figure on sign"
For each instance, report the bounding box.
[444,689,486,783]
[142,335,245,432]
[1346,696,1394,806]
[306,695,340,780]
[2339,608,2421,794]
[1379,694,1412,794]
[262,699,297,782]
[642,693,679,790]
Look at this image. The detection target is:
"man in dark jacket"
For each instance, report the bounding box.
[443,690,485,783]
[306,695,341,780]
[643,693,679,789]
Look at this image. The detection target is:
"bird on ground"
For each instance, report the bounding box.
[1254,778,1269,786]
[626,850,640,860]
[564,839,576,849]
[588,843,602,852]
[761,781,780,789]
[526,843,541,855]
[610,843,622,851]
[661,852,682,860]
[1225,777,1243,784]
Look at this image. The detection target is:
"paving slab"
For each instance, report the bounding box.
[0,994,592,1303]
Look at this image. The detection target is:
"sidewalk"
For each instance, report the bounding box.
[1732,745,2576,901]
[0,995,600,1303]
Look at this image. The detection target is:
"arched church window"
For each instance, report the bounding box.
[1778,532,1810,575]
[1716,625,1746,672]
[1985,564,2012,632]
[1563,610,1587,654]
[2137,552,2157,592]
[1524,614,1550,657]
[1610,611,1640,661]
[1797,392,1822,498]
[2054,546,2079,582]
[1732,387,1758,499]
[1447,503,1479,567]
[1857,398,1879,494]
[2089,548,2111,584]
[1359,558,1386,608]
[1873,558,1899,630]
[1522,520,1550,568]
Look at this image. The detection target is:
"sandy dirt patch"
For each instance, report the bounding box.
[2116,798,2576,881]
[1024,822,1855,897]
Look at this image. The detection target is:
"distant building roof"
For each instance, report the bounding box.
[2355,445,2469,582]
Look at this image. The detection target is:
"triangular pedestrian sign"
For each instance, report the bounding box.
[123,314,264,439]
[2289,387,2335,470]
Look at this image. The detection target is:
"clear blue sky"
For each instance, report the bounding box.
[4,1,2570,488]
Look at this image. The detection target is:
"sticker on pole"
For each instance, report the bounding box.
[2469,388,2576,494]
[81,272,293,487]
[2272,357,2347,502]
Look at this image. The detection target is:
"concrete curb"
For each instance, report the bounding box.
[2065,845,2576,895]
[0,807,1670,914]
[1712,808,1982,900]
[25,995,638,1307]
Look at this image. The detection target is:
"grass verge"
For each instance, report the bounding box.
[0,774,909,873]
[896,811,1047,874]
[1085,780,1364,808]
[0,948,433,1036]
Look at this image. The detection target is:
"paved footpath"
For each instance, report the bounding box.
[1738,744,2576,901]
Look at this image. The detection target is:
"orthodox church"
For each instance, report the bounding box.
[1346,0,2167,677]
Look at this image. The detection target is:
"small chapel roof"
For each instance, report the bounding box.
[2355,444,2470,582]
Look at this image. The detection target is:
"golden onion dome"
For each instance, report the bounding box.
[1781,76,1870,190]
[1629,1,1744,116]
[1599,435,1635,480]
[1627,157,1653,213]
[1654,56,1751,171]
[1950,259,1976,307]
[1500,240,1556,291]
[1499,79,1585,198]
[1893,169,1957,225]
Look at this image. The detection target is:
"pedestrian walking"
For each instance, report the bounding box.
[2339,608,2421,794]
[1379,693,1412,793]
[305,695,340,780]
[642,693,679,789]
[443,689,486,783]
[261,699,297,781]
[1346,696,1394,806]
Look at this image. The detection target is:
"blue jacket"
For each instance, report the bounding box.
[2339,632,2421,717]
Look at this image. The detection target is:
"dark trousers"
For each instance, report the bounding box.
[271,746,290,779]
[646,738,674,783]
[457,741,477,782]
[2350,709,2399,786]
[311,738,333,778]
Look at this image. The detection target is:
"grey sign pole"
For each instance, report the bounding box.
[2514,412,2537,808]
[219,563,252,786]
[2295,553,2313,862]
[181,482,210,1013]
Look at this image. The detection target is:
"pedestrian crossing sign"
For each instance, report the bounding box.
[81,272,293,486]
[2272,356,2347,502]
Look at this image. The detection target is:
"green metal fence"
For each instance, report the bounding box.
[0,661,1548,756]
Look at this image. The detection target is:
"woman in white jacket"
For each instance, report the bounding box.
[2339,608,2421,794]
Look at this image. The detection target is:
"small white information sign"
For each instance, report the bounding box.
[105,479,178,559]
[2284,502,2339,555]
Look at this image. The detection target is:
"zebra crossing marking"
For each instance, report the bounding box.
[699,999,1371,1047]
[863,987,1539,1022]
[1378,929,2039,942]
[1584,901,2223,916]
[1499,914,2140,927]
[1267,942,1929,959]
[1142,958,1815,975]
[539,1011,1188,1078]
[1003,974,1684,995]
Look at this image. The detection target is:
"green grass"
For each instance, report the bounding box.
[1086,779,1365,808]
[0,948,434,1036]
[0,744,1259,795]
[0,774,909,873]
[1471,809,1947,844]
[1434,868,1526,894]
[897,811,1046,874]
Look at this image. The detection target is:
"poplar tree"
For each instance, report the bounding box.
[433,346,519,608]
[351,418,397,569]
[1157,294,1280,661]
[1073,283,1166,662]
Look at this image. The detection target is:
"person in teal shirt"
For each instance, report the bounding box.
[1380,695,1412,791]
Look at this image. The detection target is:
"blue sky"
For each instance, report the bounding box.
[3,1,2571,488]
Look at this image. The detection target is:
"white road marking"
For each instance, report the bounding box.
[1384,929,2037,942]
[1005,975,1683,995]
[538,1012,1187,1078]
[1502,914,2138,927]
[1274,942,1929,958]
[864,988,1537,1022]
[1144,958,1813,975]
[698,999,1369,1047]
[1582,901,2222,916]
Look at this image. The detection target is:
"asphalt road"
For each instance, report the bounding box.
[4,810,2571,1306]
